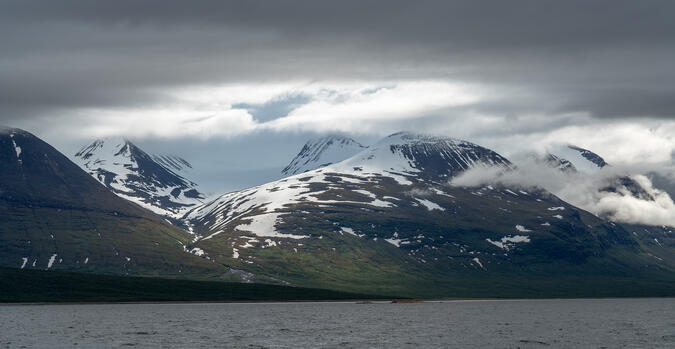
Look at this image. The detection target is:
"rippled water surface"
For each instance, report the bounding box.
[1,298,674,348]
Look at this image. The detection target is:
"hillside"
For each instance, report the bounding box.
[0,267,389,303]
[0,128,227,278]
[183,132,674,297]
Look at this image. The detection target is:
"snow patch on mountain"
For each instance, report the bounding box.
[486,235,531,251]
[235,212,309,239]
[189,247,205,257]
[47,254,57,269]
[11,139,21,158]
[340,227,357,236]
[385,233,403,247]
[472,257,485,269]
[416,198,445,211]
[515,225,532,232]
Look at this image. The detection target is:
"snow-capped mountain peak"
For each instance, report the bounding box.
[74,137,205,219]
[328,131,512,184]
[75,136,134,171]
[186,132,514,239]
[281,135,365,175]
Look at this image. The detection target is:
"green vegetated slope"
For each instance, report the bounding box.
[184,133,675,298]
[0,128,228,278]
[0,267,389,303]
[189,176,675,298]
[2,128,674,299]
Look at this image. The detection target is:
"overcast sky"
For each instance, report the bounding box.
[1,0,674,193]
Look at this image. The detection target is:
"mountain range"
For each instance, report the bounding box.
[0,127,229,279]
[1,127,673,297]
[180,132,673,296]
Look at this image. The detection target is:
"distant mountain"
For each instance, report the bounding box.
[74,137,205,219]
[544,145,657,203]
[0,127,227,277]
[183,132,671,297]
[528,152,577,172]
[2,128,673,298]
[329,132,512,181]
[281,135,365,175]
[547,144,608,173]
[532,145,672,259]
[568,145,609,168]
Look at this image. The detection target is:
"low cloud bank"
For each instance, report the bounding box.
[450,158,675,227]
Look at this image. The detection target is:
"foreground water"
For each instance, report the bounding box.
[1,298,674,348]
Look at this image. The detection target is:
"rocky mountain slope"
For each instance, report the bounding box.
[183,132,672,297]
[281,135,365,175]
[0,128,227,278]
[74,137,205,219]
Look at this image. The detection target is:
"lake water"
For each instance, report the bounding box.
[1,298,674,348]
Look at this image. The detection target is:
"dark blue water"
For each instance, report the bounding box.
[1,298,674,348]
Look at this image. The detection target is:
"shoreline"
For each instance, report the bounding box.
[3,296,675,306]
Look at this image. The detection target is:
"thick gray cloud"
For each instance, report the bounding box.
[2,0,675,195]
[1,0,674,123]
